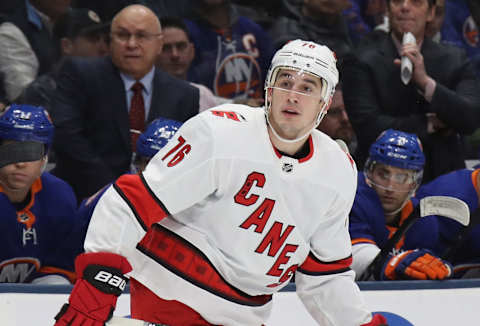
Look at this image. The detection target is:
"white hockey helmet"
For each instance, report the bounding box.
[264,39,339,128]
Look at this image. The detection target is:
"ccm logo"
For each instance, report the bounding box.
[94,270,127,291]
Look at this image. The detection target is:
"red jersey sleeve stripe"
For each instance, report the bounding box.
[352,238,377,246]
[297,253,352,276]
[114,174,170,231]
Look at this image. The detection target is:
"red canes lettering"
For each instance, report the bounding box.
[234,172,265,206]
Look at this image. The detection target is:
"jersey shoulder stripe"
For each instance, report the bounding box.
[113,174,169,231]
[297,253,352,276]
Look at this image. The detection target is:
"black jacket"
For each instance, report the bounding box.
[49,56,199,199]
[342,35,480,182]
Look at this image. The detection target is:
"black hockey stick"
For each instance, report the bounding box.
[357,196,470,281]
[441,207,480,262]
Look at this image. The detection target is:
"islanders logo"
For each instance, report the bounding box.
[463,16,479,48]
[214,52,262,100]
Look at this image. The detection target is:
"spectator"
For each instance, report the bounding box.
[0,0,71,102]
[184,0,274,101]
[344,0,388,44]
[317,83,358,157]
[415,168,480,278]
[19,8,109,112]
[49,4,200,200]
[157,16,263,111]
[342,0,480,183]
[349,129,451,281]
[54,39,387,326]
[269,0,353,66]
[0,104,77,284]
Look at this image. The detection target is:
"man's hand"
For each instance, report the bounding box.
[54,252,132,326]
[394,42,430,91]
[381,249,452,280]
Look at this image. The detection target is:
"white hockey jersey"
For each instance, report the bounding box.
[85,105,372,325]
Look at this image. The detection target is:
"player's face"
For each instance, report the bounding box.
[368,163,417,213]
[110,6,163,80]
[156,27,195,80]
[388,0,435,40]
[0,142,44,196]
[267,69,325,140]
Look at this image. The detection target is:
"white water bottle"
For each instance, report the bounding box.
[401,32,416,85]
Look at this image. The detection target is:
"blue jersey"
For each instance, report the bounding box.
[415,169,480,264]
[349,172,440,252]
[441,0,480,59]
[185,14,273,100]
[0,172,77,283]
[73,183,111,256]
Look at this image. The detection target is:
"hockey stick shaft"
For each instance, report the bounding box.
[357,196,470,281]
[358,205,420,281]
[441,207,480,262]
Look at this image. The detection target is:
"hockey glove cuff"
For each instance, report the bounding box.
[381,249,452,280]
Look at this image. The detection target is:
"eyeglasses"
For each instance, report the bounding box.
[111,31,161,44]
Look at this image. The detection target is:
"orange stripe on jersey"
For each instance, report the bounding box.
[472,169,480,202]
[351,238,376,246]
[297,253,352,275]
[38,266,76,284]
[114,174,169,231]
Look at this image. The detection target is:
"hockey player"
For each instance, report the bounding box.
[0,104,77,284]
[54,40,386,326]
[415,168,480,277]
[350,129,452,281]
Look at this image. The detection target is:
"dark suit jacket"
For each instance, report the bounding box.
[50,56,199,199]
[342,35,480,182]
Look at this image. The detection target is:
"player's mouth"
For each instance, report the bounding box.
[282,108,300,116]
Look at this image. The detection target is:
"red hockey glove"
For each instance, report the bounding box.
[361,313,388,326]
[54,252,132,326]
[381,249,452,280]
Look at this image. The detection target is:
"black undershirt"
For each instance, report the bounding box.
[276,139,311,160]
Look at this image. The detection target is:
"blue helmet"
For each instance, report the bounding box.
[136,117,182,158]
[368,129,425,171]
[0,104,54,150]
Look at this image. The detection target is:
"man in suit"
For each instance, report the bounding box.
[342,0,480,183]
[50,4,200,200]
